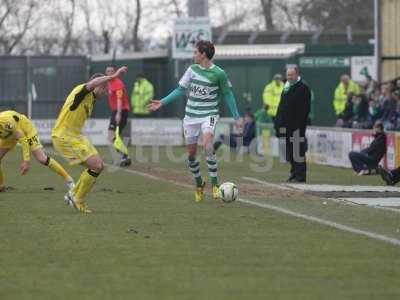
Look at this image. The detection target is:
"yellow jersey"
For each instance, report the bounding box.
[0,110,37,141]
[52,84,95,137]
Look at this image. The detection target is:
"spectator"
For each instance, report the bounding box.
[348,121,386,175]
[262,74,284,120]
[131,74,154,117]
[274,66,311,183]
[392,90,400,130]
[337,95,355,128]
[214,111,256,153]
[366,98,382,129]
[333,74,360,124]
[255,104,272,124]
[351,93,369,129]
[380,85,397,130]
[364,75,378,98]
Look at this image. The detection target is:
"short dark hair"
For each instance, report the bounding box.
[90,73,104,80]
[196,40,215,60]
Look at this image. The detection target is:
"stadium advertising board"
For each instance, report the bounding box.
[131,119,183,145]
[351,56,377,82]
[299,57,350,68]
[306,128,352,167]
[32,119,109,145]
[172,17,212,59]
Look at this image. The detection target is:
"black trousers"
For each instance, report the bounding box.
[348,151,378,173]
[285,134,307,181]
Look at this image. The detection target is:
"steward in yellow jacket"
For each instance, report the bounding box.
[333,74,360,116]
[263,74,284,118]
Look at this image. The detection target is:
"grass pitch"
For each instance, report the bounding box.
[1,146,400,300]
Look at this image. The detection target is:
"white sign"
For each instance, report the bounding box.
[172,17,212,59]
[307,129,352,168]
[131,119,183,145]
[351,56,377,82]
[33,119,110,146]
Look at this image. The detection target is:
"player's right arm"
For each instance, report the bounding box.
[148,67,191,112]
[69,66,128,111]
[86,66,128,91]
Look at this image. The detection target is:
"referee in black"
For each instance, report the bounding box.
[274,66,311,183]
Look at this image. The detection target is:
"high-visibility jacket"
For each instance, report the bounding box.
[333,80,360,115]
[262,81,284,117]
[131,79,154,115]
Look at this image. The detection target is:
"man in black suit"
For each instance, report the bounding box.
[348,121,386,175]
[274,66,311,183]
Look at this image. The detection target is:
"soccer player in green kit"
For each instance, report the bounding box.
[148,40,242,202]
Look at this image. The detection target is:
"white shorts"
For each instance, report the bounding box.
[183,116,219,145]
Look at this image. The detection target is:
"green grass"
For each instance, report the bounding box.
[1,146,400,300]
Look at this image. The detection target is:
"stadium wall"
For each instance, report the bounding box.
[31,118,400,170]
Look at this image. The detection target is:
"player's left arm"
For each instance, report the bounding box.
[220,71,242,130]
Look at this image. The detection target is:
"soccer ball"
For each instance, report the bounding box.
[219,182,238,203]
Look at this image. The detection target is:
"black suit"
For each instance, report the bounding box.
[274,79,311,181]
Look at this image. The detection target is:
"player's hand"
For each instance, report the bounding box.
[114,66,128,77]
[234,118,244,135]
[147,100,162,112]
[115,111,121,125]
[20,161,31,175]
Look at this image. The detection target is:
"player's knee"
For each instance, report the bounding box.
[35,152,48,165]
[203,141,214,156]
[187,147,197,157]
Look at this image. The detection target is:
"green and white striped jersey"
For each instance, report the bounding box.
[179,64,232,123]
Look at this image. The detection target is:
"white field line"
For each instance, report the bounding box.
[242,176,400,214]
[241,176,294,191]
[108,164,400,247]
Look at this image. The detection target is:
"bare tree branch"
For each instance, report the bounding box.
[133,0,141,51]
[260,0,275,30]
[60,0,76,55]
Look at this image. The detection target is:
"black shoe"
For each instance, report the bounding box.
[290,177,306,183]
[120,158,132,167]
[287,174,296,182]
[377,166,395,186]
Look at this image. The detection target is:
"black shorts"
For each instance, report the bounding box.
[109,110,129,131]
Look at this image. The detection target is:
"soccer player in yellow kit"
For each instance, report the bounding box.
[52,66,128,213]
[0,110,73,192]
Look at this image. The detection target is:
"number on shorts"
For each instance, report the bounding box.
[27,136,39,146]
[210,117,215,127]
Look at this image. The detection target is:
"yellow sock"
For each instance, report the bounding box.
[73,169,99,202]
[0,163,4,188]
[47,157,72,182]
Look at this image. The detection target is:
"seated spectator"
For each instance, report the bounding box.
[364,75,378,98]
[214,111,256,152]
[380,88,397,130]
[392,90,400,130]
[348,121,386,175]
[351,93,369,129]
[366,98,382,129]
